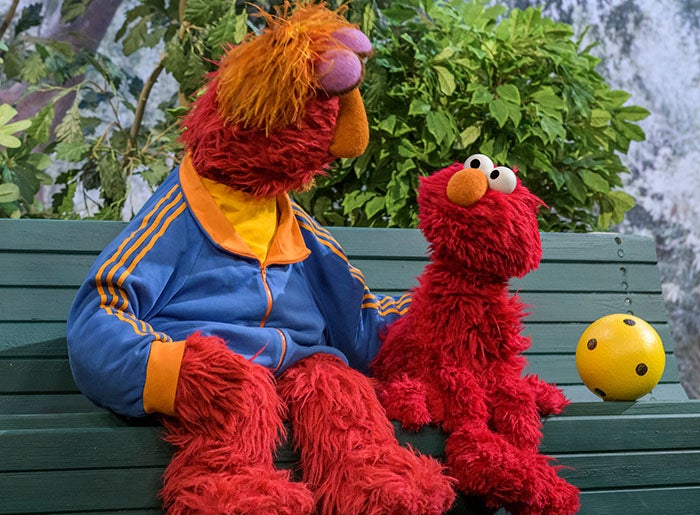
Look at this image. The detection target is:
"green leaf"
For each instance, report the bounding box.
[457,125,481,149]
[365,195,385,219]
[489,99,510,128]
[55,101,83,143]
[15,3,43,35]
[0,183,20,203]
[434,66,456,96]
[26,105,54,145]
[408,98,431,116]
[378,115,397,134]
[580,170,610,193]
[564,172,587,203]
[425,111,453,145]
[531,87,565,109]
[25,153,52,171]
[539,115,566,142]
[616,105,650,122]
[61,0,91,24]
[55,141,91,162]
[471,86,494,105]
[590,109,611,128]
[496,84,521,105]
[506,103,522,127]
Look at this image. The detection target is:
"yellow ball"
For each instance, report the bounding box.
[576,314,665,401]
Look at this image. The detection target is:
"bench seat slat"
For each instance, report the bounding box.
[577,486,700,515]
[557,449,700,489]
[0,394,101,414]
[0,468,163,514]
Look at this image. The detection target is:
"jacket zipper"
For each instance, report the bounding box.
[260,265,287,370]
[259,265,273,327]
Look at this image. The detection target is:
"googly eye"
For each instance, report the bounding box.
[464,154,494,175]
[488,166,517,194]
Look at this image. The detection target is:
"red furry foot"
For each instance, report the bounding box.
[502,456,580,515]
[376,373,433,431]
[445,426,541,509]
[161,333,312,513]
[280,354,456,515]
[162,464,314,515]
[525,374,570,416]
[446,426,579,514]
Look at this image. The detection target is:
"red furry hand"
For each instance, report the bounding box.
[173,333,274,435]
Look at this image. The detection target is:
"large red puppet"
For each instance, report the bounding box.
[371,155,581,514]
[66,3,455,514]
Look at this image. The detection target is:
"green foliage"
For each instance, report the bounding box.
[297,0,647,231]
[0,0,647,231]
[0,105,53,217]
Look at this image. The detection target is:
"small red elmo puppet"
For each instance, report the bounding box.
[372,154,581,514]
[67,2,455,514]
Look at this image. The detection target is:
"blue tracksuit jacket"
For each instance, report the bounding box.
[66,155,410,418]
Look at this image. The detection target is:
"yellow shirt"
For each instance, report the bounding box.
[199,176,278,263]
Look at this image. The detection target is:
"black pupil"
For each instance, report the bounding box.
[470,159,481,168]
[490,170,500,180]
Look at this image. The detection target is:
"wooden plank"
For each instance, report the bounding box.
[0,427,170,471]
[0,253,96,287]
[578,486,700,515]
[331,227,659,263]
[0,323,68,354]
[0,288,77,322]
[523,323,674,355]
[0,394,100,415]
[526,354,680,385]
[561,384,691,403]
[0,468,162,513]
[0,359,77,393]
[560,399,700,417]
[353,260,664,294]
[0,219,125,253]
[557,449,700,489]
[540,412,700,453]
[519,292,669,323]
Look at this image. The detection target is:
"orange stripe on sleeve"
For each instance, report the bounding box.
[143,339,186,415]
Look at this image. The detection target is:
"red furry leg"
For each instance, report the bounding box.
[160,333,313,514]
[445,424,579,514]
[491,383,543,452]
[279,354,456,515]
[375,373,433,431]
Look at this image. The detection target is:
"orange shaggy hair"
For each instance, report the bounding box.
[216,1,354,133]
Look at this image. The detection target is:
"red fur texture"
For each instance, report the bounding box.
[161,333,314,514]
[371,163,580,514]
[180,78,339,198]
[162,337,455,513]
[278,354,456,515]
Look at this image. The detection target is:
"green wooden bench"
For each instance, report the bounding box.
[1,218,699,514]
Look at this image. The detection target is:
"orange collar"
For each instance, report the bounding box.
[178,153,311,265]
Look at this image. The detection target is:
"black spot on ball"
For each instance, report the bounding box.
[594,388,607,398]
[587,338,597,350]
[624,318,636,326]
[470,159,481,169]
[490,170,500,180]
[636,363,648,376]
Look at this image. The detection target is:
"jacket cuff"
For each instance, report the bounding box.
[143,339,186,415]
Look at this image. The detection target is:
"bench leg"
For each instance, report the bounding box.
[160,333,314,514]
[278,353,456,515]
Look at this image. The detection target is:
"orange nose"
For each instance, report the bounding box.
[446,168,488,207]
